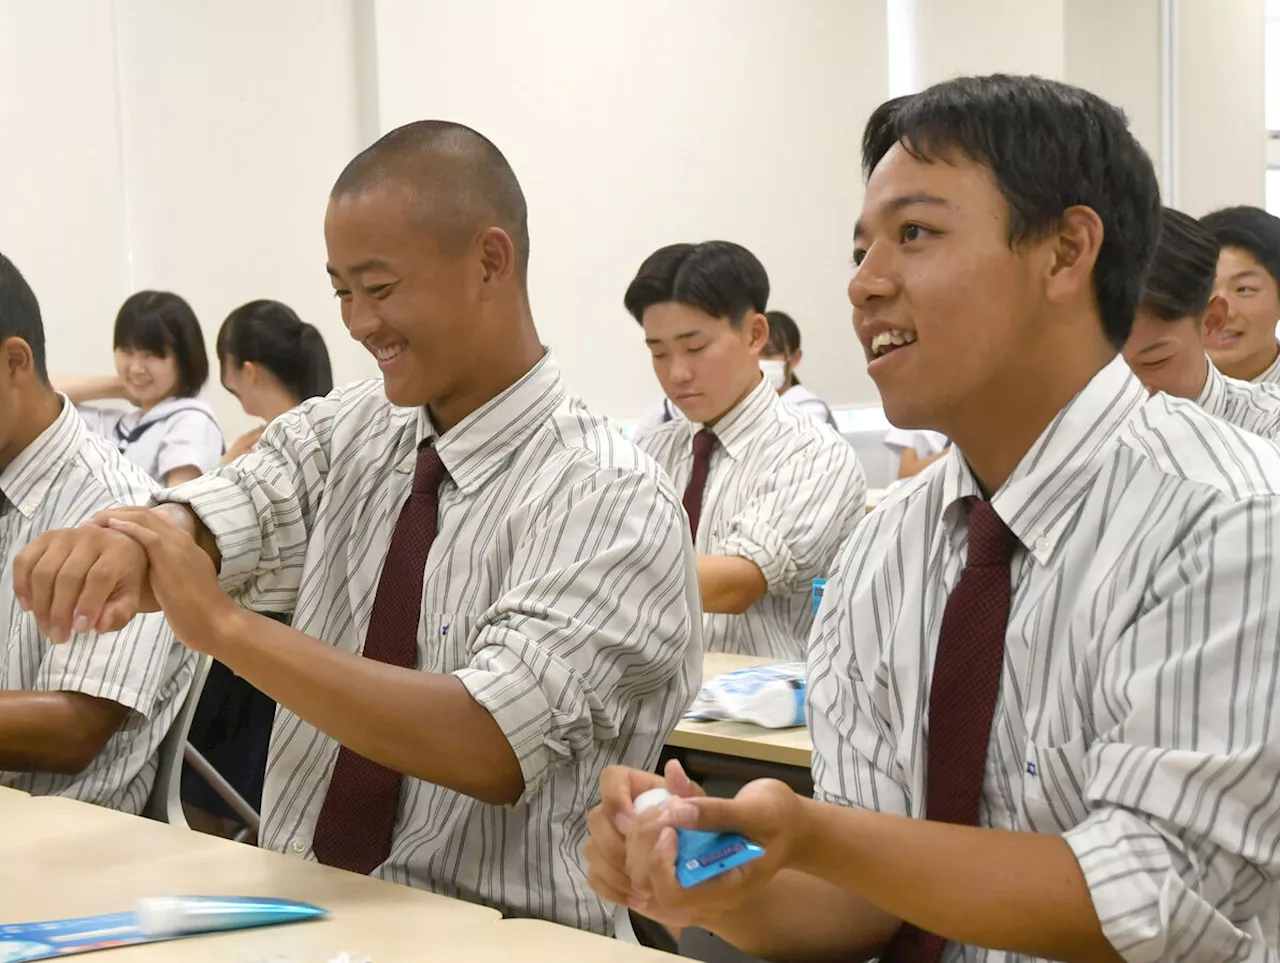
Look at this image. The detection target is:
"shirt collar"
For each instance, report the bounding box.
[0,396,88,520]
[1196,359,1230,417]
[938,356,1146,566]
[699,374,778,462]
[414,350,566,495]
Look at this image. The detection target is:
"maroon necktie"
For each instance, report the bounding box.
[682,428,717,537]
[311,442,447,874]
[881,499,1016,963]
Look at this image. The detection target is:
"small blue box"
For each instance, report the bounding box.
[812,578,826,615]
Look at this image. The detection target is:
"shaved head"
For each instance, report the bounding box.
[332,120,530,280]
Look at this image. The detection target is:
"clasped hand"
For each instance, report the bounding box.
[584,760,805,931]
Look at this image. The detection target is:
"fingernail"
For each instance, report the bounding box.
[667,801,697,826]
[16,596,28,611]
[37,621,48,638]
[614,813,632,834]
[73,615,90,634]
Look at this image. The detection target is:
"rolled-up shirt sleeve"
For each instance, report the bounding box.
[1064,495,1280,962]
[453,466,699,805]
[720,440,866,596]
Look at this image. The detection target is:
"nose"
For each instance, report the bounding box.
[666,354,694,385]
[847,245,898,309]
[345,294,380,342]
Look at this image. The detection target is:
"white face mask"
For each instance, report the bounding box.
[759,358,788,391]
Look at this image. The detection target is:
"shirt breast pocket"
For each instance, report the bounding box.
[419,614,477,674]
[1021,732,1091,832]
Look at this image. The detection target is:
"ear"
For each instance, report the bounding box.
[240,360,262,387]
[744,312,770,355]
[1042,205,1104,310]
[1201,295,1229,342]
[2,336,35,380]
[476,226,518,300]
[791,347,804,368]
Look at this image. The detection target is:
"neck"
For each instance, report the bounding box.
[708,370,763,427]
[431,306,544,434]
[1228,339,1280,382]
[1190,349,1212,400]
[948,338,1115,495]
[258,383,303,423]
[0,389,63,474]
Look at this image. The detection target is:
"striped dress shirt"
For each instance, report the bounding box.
[1197,360,1280,441]
[164,353,701,933]
[809,356,1280,962]
[637,375,866,660]
[0,398,194,812]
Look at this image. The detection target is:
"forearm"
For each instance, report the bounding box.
[205,609,524,805]
[151,503,221,569]
[697,555,768,614]
[0,691,123,774]
[705,868,899,962]
[791,800,1121,963]
[54,376,127,405]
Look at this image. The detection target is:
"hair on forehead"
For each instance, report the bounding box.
[331,120,530,278]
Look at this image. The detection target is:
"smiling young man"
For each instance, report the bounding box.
[12,121,700,933]
[1124,206,1280,441]
[1200,205,1280,385]
[626,241,865,661]
[585,77,1280,962]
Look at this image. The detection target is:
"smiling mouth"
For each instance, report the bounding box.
[370,342,406,363]
[870,330,917,358]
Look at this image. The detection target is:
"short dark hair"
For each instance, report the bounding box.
[862,75,1161,350]
[0,252,46,381]
[332,120,530,281]
[1200,205,1280,290]
[217,300,334,402]
[1141,208,1220,323]
[113,291,209,398]
[765,310,801,355]
[623,241,769,327]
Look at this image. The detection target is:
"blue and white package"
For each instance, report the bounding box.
[683,661,805,728]
[633,788,764,887]
[812,578,826,615]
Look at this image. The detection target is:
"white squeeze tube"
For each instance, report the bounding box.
[135,896,328,937]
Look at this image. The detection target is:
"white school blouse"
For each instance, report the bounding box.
[81,396,224,483]
[163,352,701,934]
[810,357,1280,961]
[0,398,194,812]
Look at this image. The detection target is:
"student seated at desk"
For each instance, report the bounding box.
[0,252,194,813]
[627,241,865,660]
[759,310,839,430]
[1124,207,1280,440]
[1200,205,1280,386]
[58,291,224,487]
[14,121,698,935]
[588,75,1280,962]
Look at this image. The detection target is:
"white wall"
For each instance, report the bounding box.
[374,0,890,420]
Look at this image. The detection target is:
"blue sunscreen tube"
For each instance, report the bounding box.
[633,788,764,887]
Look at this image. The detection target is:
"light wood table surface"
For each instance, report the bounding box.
[0,795,500,959]
[0,783,31,803]
[665,653,813,769]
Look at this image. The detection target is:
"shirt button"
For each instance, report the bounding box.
[1035,535,1051,555]
[291,838,309,855]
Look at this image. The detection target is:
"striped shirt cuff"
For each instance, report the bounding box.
[160,474,264,591]
[722,520,797,594]
[1064,807,1256,962]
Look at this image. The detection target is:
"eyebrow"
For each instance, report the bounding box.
[1227,269,1264,283]
[644,331,705,346]
[854,193,951,241]
[326,258,395,278]
[1135,338,1176,357]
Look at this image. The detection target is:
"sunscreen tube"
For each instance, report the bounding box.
[136,896,328,937]
[633,787,763,887]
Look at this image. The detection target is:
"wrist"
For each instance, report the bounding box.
[201,599,247,661]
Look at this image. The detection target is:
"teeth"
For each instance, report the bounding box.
[870,330,917,356]
[372,343,405,362]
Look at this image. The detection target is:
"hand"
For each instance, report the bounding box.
[103,507,239,653]
[624,778,802,929]
[584,760,704,913]
[13,523,158,642]
[222,425,265,465]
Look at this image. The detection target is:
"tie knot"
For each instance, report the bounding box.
[692,428,717,460]
[965,499,1016,567]
[413,443,448,495]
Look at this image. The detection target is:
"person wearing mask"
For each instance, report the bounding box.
[628,241,866,661]
[58,291,224,487]
[1124,207,1280,440]
[1200,205,1280,385]
[13,120,699,934]
[217,300,335,463]
[759,310,839,430]
[0,251,193,812]
[587,76,1280,962]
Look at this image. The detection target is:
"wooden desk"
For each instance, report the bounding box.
[666,653,813,770]
[0,796,499,958]
[0,783,31,802]
[453,919,676,961]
